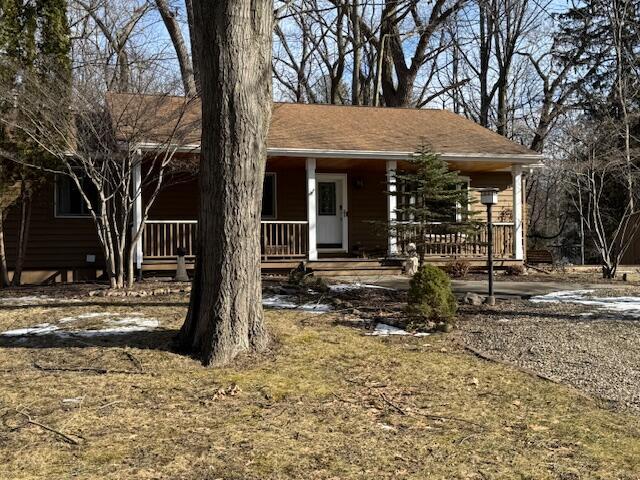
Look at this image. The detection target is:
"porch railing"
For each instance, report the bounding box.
[142,220,308,261]
[398,222,515,259]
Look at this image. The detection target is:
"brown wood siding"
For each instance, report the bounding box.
[468,171,514,221]
[146,177,199,219]
[1,159,524,273]
[3,180,103,269]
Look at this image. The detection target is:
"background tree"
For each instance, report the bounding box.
[0,0,71,286]
[178,0,272,366]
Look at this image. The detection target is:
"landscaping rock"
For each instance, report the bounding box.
[463,292,484,305]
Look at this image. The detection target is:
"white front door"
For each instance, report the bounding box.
[316,174,347,250]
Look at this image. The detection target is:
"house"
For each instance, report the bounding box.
[1,94,543,283]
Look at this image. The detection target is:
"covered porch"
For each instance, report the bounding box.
[133,156,527,273]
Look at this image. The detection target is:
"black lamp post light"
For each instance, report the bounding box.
[479,188,499,306]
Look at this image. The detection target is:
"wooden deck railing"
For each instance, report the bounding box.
[143,220,198,259]
[260,221,308,260]
[397,222,515,259]
[143,220,308,261]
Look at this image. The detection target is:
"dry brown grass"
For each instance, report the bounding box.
[0,293,638,479]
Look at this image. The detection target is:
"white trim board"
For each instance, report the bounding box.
[133,142,543,165]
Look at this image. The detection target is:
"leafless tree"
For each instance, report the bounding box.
[561,120,640,277]
[0,70,194,288]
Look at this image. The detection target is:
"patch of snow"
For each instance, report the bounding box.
[262,295,332,313]
[0,312,159,338]
[530,289,640,318]
[298,302,333,313]
[262,295,299,309]
[58,312,119,323]
[0,323,60,336]
[366,322,430,337]
[328,283,395,292]
[0,295,81,306]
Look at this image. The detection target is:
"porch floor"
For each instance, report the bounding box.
[141,256,523,277]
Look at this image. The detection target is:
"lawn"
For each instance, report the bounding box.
[0,292,638,479]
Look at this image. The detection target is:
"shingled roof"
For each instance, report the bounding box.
[106,92,537,157]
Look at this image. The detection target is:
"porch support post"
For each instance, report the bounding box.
[132,155,143,272]
[386,160,398,256]
[512,165,524,260]
[306,157,318,261]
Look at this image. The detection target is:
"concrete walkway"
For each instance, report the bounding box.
[331,275,609,299]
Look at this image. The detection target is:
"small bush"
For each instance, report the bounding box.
[504,265,526,276]
[442,259,471,278]
[406,265,457,330]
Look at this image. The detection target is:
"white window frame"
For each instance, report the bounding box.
[455,176,471,222]
[261,172,277,220]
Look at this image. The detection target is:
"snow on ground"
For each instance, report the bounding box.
[0,312,159,338]
[366,323,430,337]
[530,289,640,318]
[328,283,395,292]
[262,295,332,313]
[0,295,82,306]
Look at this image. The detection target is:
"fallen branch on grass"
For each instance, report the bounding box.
[33,362,146,375]
[3,410,82,445]
[379,391,486,429]
[122,350,144,372]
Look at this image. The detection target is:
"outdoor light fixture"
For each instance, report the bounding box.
[479,188,499,305]
[480,188,499,206]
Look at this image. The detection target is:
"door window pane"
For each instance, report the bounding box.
[318,182,336,216]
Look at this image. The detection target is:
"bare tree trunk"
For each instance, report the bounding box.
[11,180,32,286]
[0,209,9,287]
[155,0,197,97]
[184,0,200,92]
[350,0,361,105]
[179,0,271,366]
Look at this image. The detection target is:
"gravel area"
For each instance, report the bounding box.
[458,292,640,414]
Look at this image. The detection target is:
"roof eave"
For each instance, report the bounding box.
[134,142,543,164]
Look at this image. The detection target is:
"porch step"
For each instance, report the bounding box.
[308,259,388,269]
[307,259,403,277]
[311,266,403,277]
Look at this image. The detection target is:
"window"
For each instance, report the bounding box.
[318,182,336,215]
[55,174,96,217]
[261,173,276,219]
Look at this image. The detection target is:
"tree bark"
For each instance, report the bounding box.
[155,0,197,97]
[11,179,32,286]
[178,0,271,366]
[0,209,9,287]
[184,0,200,93]
[350,0,361,105]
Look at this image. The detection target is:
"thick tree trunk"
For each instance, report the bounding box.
[178,0,271,366]
[0,210,9,287]
[11,180,32,286]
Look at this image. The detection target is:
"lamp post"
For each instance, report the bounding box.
[479,188,499,305]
